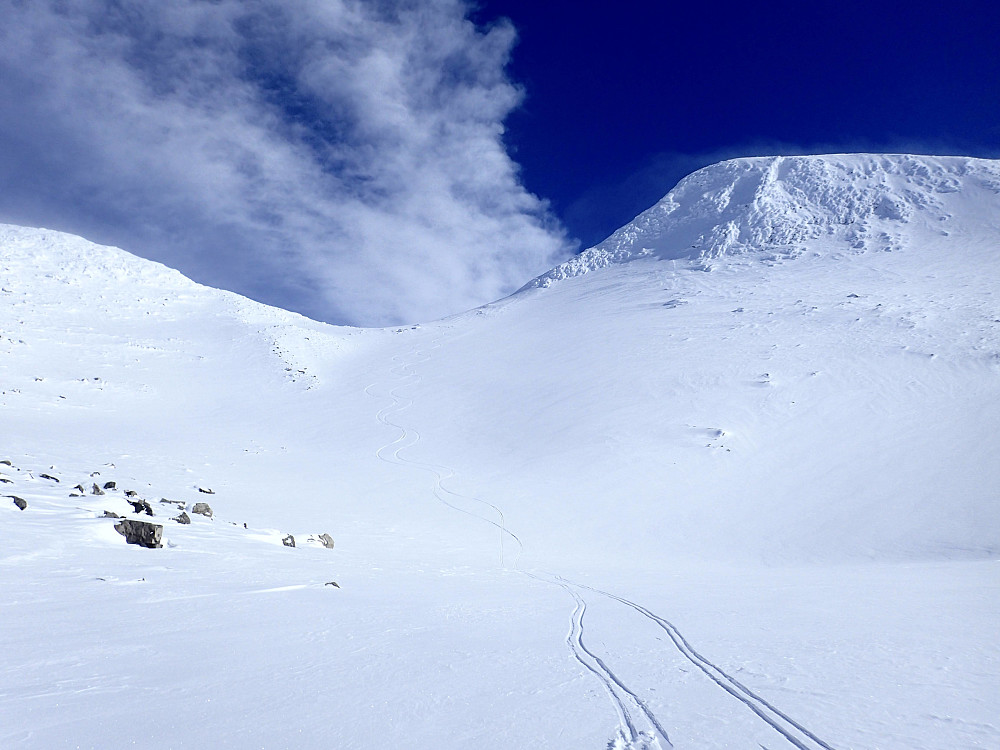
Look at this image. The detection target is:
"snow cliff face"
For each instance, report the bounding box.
[530,154,1000,286]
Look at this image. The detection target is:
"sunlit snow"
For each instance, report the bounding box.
[2,154,999,749]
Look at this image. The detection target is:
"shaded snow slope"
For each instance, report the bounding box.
[528,154,1000,285]
[3,154,1000,750]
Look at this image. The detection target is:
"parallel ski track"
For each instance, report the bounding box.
[367,340,836,750]
[366,342,670,748]
[568,579,836,750]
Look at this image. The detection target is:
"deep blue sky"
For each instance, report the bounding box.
[475,0,1000,248]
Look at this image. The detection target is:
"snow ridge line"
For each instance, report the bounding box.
[572,581,837,750]
[365,342,671,749]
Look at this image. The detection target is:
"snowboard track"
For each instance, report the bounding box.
[367,339,836,750]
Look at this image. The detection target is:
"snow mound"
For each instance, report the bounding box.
[528,154,1000,286]
[0,224,194,291]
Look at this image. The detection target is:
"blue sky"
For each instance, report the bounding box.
[1,0,997,326]
[476,0,1000,248]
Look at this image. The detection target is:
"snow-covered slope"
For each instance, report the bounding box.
[529,154,1000,284]
[3,155,1000,750]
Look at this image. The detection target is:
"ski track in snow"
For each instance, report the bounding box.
[366,340,670,749]
[569,580,837,750]
[366,339,844,750]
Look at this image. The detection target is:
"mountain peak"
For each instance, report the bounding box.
[529,154,1000,287]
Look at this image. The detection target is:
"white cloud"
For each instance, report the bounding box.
[0,0,573,325]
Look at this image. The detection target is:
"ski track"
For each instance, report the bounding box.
[366,342,837,750]
[568,580,837,750]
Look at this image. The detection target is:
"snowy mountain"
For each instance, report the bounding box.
[3,154,999,750]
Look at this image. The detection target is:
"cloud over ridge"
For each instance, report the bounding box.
[0,0,572,325]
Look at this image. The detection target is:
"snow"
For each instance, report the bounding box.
[2,154,999,749]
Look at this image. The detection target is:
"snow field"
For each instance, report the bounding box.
[3,154,999,748]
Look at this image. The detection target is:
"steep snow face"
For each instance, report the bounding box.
[530,154,1000,285]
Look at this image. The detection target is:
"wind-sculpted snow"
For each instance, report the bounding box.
[527,154,1000,287]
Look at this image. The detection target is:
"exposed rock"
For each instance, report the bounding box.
[39,473,59,482]
[101,510,120,518]
[103,481,116,490]
[0,459,11,466]
[0,477,11,484]
[9,496,27,510]
[173,512,191,524]
[325,581,340,588]
[281,534,296,548]
[125,490,138,497]
[191,502,213,518]
[73,484,85,493]
[317,533,335,549]
[91,483,105,495]
[198,487,215,494]
[127,498,154,516]
[114,519,163,548]
[90,471,100,477]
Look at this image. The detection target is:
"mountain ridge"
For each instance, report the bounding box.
[527,154,1000,289]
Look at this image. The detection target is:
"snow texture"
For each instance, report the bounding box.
[2,154,1000,750]
[528,154,1000,285]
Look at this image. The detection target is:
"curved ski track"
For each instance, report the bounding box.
[366,342,837,750]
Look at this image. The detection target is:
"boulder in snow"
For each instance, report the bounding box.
[114,519,163,548]
[281,534,296,548]
[191,502,213,518]
[128,498,154,516]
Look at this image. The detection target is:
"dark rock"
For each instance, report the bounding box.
[114,519,163,548]
[317,533,335,549]
[101,510,120,518]
[90,471,100,477]
[0,477,11,484]
[173,512,191,524]
[128,499,154,516]
[39,473,59,482]
[0,459,11,466]
[9,496,27,510]
[325,581,340,588]
[73,484,85,493]
[103,481,116,490]
[281,534,296,548]
[191,502,213,518]
[198,487,215,494]
[125,490,138,497]
[92,483,105,495]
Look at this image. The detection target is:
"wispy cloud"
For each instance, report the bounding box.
[0,0,573,325]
